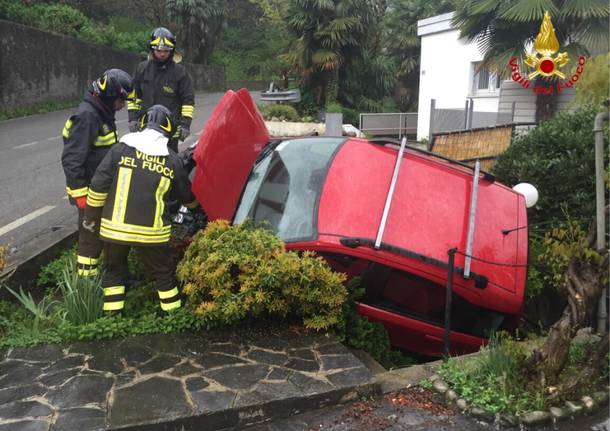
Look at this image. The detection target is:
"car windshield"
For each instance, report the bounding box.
[234,137,344,241]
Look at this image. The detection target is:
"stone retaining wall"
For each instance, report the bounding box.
[0,20,225,111]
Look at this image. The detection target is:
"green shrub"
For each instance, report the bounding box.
[325,102,343,113]
[38,246,77,288]
[439,333,543,414]
[0,1,149,54]
[573,54,610,110]
[538,220,605,289]
[341,107,359,126]
[493,106,607,226]
[337,277,414,368]
[296,89,319,117]
[5,286,58,334]
[177,220,347,331]
[261,104,300,122]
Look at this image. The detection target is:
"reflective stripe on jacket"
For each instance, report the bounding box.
[128,59,195,129]
[86,142,197,246]
[61,93,118,199]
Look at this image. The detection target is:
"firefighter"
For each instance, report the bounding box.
[61,68,134,277]
[128,27,195,153]
[84,105,199,313]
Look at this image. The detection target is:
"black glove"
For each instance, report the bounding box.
[180,127,190,141]
[128,121,139,133]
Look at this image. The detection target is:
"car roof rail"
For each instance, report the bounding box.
[367,138,495,182]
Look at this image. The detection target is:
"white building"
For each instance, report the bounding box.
[416,12,501,140]
[416,12,575,141]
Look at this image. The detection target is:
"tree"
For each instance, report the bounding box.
[285,0,382,107]
[452,0,609,121]
[166,0,227,64]
[383,0,453,110]
[211,0,291,81]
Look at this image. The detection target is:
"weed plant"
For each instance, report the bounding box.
[5,286,57,333]
[57,261,104,325]
[38,246,77,288]
[437,332,605,415]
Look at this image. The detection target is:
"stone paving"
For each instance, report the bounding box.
[0,329,377,430]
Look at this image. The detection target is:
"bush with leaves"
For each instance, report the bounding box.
[177,220,347,330]
[493,106,607,227]
[337,278,414,369]
[37,246,77,288]
[260,104,300,122]
[0,1,149,54]
[438,333,545,415]
[538,220,606,290]
[572,54,610,110]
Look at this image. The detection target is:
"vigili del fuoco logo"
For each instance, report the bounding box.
[508,11,586,95]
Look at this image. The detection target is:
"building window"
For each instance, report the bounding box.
[472,62,501,95]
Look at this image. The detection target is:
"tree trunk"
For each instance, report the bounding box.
[526,217,607,388]
[534,77,558,122]
[549,333,609,400]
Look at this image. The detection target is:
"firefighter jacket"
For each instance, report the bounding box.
[61,92,118,201]
[128,59,195,130]
[85,130,198,245]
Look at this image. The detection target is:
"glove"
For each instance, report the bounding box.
[128,121,139,133]
[180,127,190,141]
[75,196,87,210]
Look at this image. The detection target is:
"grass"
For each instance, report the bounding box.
[0,99,80,121]
[436,332,604,415]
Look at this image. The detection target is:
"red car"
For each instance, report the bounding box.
[191,89,528,357]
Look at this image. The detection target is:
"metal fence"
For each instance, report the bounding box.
[358,112,418,138]
[429,99,515,136]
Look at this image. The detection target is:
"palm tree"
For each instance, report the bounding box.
[452,0,609,121]
[166,0,226,64]
[285,0,380,107]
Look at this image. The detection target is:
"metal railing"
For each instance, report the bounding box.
[359,112,418,139]
[429,99,516,136]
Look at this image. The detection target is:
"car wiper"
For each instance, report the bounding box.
[255,140,283,165]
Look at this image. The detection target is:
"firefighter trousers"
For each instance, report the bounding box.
[101,242,182,312]
[77,208,102,277]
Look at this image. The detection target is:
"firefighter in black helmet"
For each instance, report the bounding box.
[61,68,134,277]
[128,27,195,153]
[84,105,199,313]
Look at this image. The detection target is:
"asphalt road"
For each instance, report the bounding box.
[0,91,258,265]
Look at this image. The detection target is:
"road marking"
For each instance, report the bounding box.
[0,205,56,237]
[13,141,40,149]
[14,135,61,149]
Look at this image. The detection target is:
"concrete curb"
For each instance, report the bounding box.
[0,225,76,296]
[111,382,380,431]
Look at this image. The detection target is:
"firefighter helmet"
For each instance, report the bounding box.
[150,27,176,51]
[92,69,134,101]
[141,105,175,138]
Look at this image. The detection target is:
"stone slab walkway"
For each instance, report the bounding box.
[0,329,377,430]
